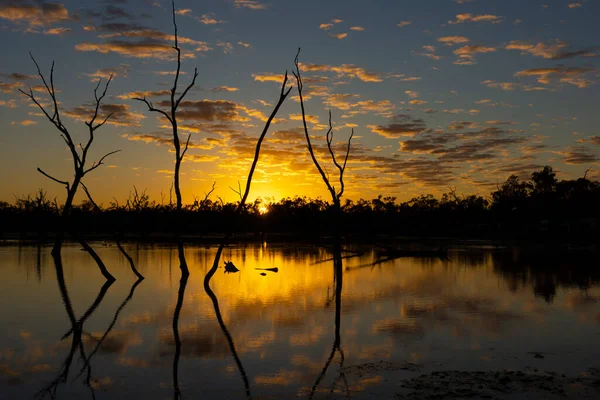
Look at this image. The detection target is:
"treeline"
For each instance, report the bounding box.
[1,166,599,241]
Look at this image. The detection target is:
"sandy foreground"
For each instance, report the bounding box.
[304,361,600,399]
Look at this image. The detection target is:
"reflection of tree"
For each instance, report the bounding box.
[492,250,600,303]
[172,242,188,400]
[37,246,142,399]
[309,238,349,399]
[204,243,252,399]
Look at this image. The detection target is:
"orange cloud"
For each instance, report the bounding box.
[437,36,470,46]
[0,2,69,31]
[233,0,268,10]
[43,26,70,35]
[505,39,592,60]
[75,39,199,60]
[514,67,594,88]
[449,14,503,24]
[301,63,383,82]
[64,103,146,127]
[84,65,130,80]
[328,32,348,39]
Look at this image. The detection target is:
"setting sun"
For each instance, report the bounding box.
[258,204,269,215]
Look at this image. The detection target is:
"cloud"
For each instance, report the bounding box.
[154,99,245,122]
[453,45,496,65]
[233,0,268,10]
[0,99,17,108]
[20,119,37,126]
[196,13,226,24]
[587,136,600,146]
[0,1,69,32]
[82,5,134,21]
[289,113,319,124]
[505,39,592,60]
[79,23,211,58]
[301,63,383,82]
[350,26,364,31]
[64,103,146,127]
[75,39,202,60]
[175,9,192,16]
[437,36,470,46]
[217,41,233,54]
[43,26,70,35]
[449,14,502,24]
[237,41,252,48]
[514,67,594,88]
[210,86,239,92]
[368,114,427,138]
[252,73,286,83]
[328,32,347,39]
[557,146,598,164]
[568,2,583,8]
[397,21,412,27]
[116,90,171,99]
[454,45,496,56]
[0,81,24,93]
[84,64,130,80]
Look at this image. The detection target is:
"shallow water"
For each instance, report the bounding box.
[1,241,599,399]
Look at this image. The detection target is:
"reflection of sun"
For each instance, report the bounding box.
[258,204,269,215]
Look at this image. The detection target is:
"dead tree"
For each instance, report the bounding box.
[133,0,198,212]
[292,48,353,212]
[19,54,119,281]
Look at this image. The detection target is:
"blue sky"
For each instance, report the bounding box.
[0,0,599,205]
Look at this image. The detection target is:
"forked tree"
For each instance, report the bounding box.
[19,54,119,281]
[202,72,293,400]
[292,49,353,213]
[133,0,198,213]
[293,49,351,397]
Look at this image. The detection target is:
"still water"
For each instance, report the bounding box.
[0,241,599,399]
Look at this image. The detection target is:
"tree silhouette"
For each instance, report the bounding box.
[18,54,119,280]
[133,0,198,215]
[293,49,353,212]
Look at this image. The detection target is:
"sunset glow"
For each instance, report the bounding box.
[0,0,599,206]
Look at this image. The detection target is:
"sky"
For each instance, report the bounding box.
[0,0,599,206]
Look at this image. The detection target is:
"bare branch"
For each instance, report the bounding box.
[180,133,191,160]
[84,150,121,175]
[37,168,69,188]
[80,182,101,211]
[229,181,242,201]
[132,97,173,123]
[293,48,337,202]
[200,181,217,207]
[583,167,591,180]
[236,70,293,211]
[175,68,198,110]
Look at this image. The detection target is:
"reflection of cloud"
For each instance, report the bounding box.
[84,330,142,354]
[372,319,425,338]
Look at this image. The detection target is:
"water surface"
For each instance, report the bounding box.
[1,242,599,399]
